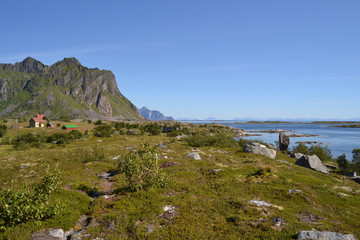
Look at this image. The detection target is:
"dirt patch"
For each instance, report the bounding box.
[159,161,179,169]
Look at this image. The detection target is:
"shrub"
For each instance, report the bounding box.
[87,120,92,124]
[0,167,61,229]
[0,125,7,138]
[93,124,114,137]
[293,143,332,162]
[56,123,61,127]
[2,119,8,123]
[352,148,360,173]
[12,133,44,150]
[293,143,311,155]
[60,116,70,122]
[141,123,162,135]
[336,154,348,174]
[185,133,237,148]
[83,147,107,163]
[94,120,102,125]
[114,122,126,131]
[120,142,169,191]
[310,145,332,162]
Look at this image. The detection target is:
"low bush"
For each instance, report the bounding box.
[94,120,102,125]
[12,133,45,150]
[141,123,162,135]
[0,167,61,230]
[293,143,332,161]
[92,124,114,137]
[0,125,7,138]
[292,143,311,155]
[185,133,237,148]
[120,142,169,191]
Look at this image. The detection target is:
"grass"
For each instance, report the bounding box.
[0,121,359,239]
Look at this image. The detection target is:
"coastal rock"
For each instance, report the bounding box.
[295,155,329,174]
[186,152,201,160]
[279,133,290,151]
[291,152,305,159]
[243,142,276,159]
[297,231,356,240]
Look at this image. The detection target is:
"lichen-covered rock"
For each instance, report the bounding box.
[243,142,276,159]
[295,155,329,174]
[297,231,356,240]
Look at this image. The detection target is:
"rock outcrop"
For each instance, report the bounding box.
[243,142,276,159]
[295,155,329,174]
[0,57,143,120]
[279,132,290,151]
[297,231,356,240]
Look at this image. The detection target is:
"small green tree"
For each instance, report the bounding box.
[92,124,114,137]
[292,143,311,155]
[94,120,102,125]
[336,154,348,174]
[352,148,360,173]
[310,145,332,162]
[87,120,92,124]
[120,143,168,191]
[0,167,61,229]
[0,125,7,138]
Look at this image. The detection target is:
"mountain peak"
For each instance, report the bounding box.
[139,106,174,121]
[62,57,81,66]
[12,57,46,73]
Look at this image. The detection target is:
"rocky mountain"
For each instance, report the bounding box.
[139,106,174,121]
[0,57,143,120]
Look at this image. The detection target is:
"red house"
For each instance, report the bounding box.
[29,114,46,128]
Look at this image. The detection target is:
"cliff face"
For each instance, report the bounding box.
[139,106,174,121]
[0,57,143,120]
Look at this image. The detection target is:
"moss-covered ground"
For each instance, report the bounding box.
[0,120,359,239]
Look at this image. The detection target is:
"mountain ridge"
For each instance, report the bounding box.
[0,57,143,120]
[139,106,174,121]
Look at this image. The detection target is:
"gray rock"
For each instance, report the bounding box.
[49,229,64,238]
[186,152,201,160]
[97,139,103,143]
[248,200,273,207]
[112,155,121,160]
[243,142,276,159]
[289,189,303,194]
[297,231,356,240]
[212,169,222,173]
[279,133,290,151]
[291,152,305,159]
[295,155,329,174]
[350,176,360,184]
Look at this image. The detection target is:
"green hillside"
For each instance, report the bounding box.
[0,121,359,239]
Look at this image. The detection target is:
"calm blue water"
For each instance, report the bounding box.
[223,123,360,159]
[184,121,360,159]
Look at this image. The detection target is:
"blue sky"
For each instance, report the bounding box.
[1,1,359,120]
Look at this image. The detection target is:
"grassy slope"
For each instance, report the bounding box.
[0,121,359,239]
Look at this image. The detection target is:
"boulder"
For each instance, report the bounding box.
[295,155,329,174]
[279,133,290,151]
[347,172,357,177]
[350,176,360,184]
[291,152,305,159]
[186,152,201,160]
[243,142,276,159]
[297,231,356,240]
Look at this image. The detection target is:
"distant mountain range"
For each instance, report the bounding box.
[139,107,174,121]
[0,57,143,120]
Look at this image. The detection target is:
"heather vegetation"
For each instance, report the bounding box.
[0,119,360,239]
